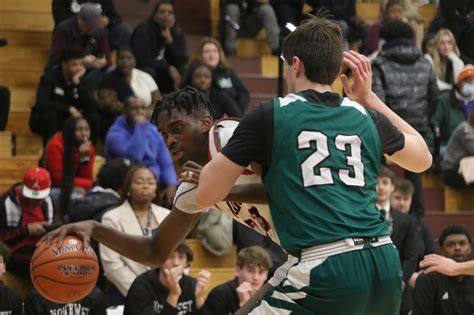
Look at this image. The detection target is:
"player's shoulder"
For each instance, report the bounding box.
[340,97,371,117]
[208,117,241,158]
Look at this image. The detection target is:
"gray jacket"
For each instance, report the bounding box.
[372,43,438,133]
[442,121,474,170]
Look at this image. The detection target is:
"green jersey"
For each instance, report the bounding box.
[221,90,405,257]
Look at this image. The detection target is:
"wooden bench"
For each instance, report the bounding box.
[444,186,474,212]
[186,239,237,269]
[0,155,39,193]
[0,131,12,158]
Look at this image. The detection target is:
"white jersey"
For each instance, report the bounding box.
[173,118,281,245]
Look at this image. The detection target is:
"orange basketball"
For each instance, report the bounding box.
[30,236,99,304]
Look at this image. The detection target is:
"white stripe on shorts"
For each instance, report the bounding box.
[249,300,292,315]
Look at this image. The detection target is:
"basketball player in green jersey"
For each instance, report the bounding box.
[42,16,431,315]
[194,17,432,314]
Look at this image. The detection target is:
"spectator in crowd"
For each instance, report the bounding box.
[232,222,287,277]
[372,21,438,218]
[48,3,112,87]
[52,0,132,50]
[0,167,54,282]
[442,107,474,187]
[425,28,465,91]
[428,65,474,158]
[69,158,134,223]
[0,86,9,132]
[100,166,170,305]
[413,225,474,314]
[45,117,95,216]
[307,0,368,51]
[376,166,420,315]
[182,37,250,112]
[0,242,22,315]
[31,48,100,146]
[379,0,425,48]
[366,0,405,57]
[222,0,280,56]
[96,46,160,139]
[124,242,211,315]
[430,0,474,63]
[392,178,437,289]
[204,245,271,314]
[131,0,188,94]
[105,96,178,206]
[270,0,304,28]
[188,63,242,119]
[25,286,107,315]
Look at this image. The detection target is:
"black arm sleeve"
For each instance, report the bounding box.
[220,102,271,167]
[367,109,405,156]
[412,274,436,315]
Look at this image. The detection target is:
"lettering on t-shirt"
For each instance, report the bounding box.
[48,303,90,315]
[0,311,12,315]
[153,299,194,314]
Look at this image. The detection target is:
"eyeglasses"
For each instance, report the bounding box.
[132,179,157,186]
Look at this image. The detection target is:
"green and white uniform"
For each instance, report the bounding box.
[220,90,405,314]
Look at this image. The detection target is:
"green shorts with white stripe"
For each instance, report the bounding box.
[249,244,402,315]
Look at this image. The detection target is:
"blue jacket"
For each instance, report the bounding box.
[105,116,178,186]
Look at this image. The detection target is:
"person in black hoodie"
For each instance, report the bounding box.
[0,242,23,315]
[124,242,211,315]
[52,0,132,50]
[372,21,438,219]
[131,0,188,94]
[204,246,272,314]
[188,64,242,120]
[24,286,106,315]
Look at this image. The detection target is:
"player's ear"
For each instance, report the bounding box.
[199,114,213,133]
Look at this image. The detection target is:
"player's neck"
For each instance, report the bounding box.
[293,80,333,95]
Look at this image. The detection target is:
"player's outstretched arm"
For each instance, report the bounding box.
[41,209,201,267]
[341,50,432,173]
[195,153,246,207]
[420,254,474,276]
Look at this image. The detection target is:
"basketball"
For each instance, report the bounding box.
[30,236,99,304]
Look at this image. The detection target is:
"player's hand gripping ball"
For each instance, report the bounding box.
[30,236,99,303]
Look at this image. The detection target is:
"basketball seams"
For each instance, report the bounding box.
[32,256,98,270]
[33,275,98,286]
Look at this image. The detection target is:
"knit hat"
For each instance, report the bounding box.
[22,167,51,199]
[457,65,474,85]
[79,3,102,23]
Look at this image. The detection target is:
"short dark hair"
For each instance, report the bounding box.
[60,47,85,63]
[386,0,402,12]
[151,86,214,123]
[393,178,415,196]
[380,21,414,42]
[0,241,11,262]
[176,242,193,263]
[281,15,343,85]
[439,225,472,247]
[96,158,135,192]
[236,246,272,270]
[378,165,396,183]
[119,165,158,203]
[154,0,175,14]
[116,45,134,58]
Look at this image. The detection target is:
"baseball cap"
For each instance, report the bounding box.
[79,3,102,23]
[457,65,474,85]
[22,167,51,199]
